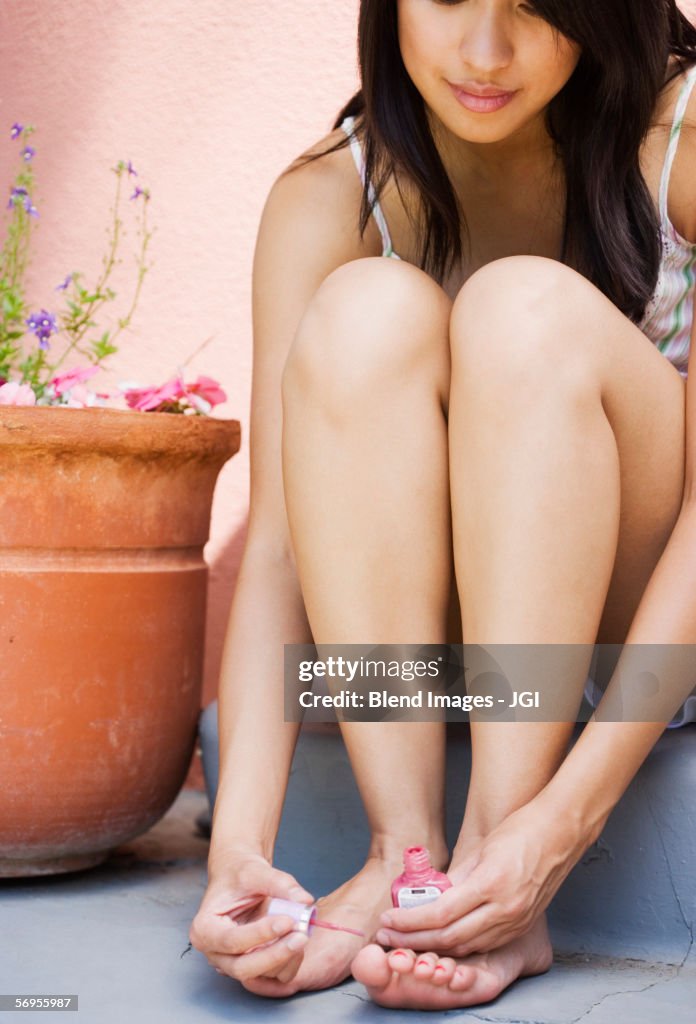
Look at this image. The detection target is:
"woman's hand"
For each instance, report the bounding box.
[375,797,594,956]
[189,850,315,986]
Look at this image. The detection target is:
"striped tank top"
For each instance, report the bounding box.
[340,62,696,379]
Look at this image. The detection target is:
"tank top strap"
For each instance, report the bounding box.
[339,115,398,258]
[658,63,696,225]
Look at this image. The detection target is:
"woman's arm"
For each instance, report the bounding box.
[207,544,311,869]
[206,138,381,871]
[538,512,696,842]
[190,139,385,980]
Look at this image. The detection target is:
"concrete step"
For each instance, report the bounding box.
[3,784,694,1024]
[198,701,696,967]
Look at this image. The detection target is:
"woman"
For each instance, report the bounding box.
[190,0,696,1011]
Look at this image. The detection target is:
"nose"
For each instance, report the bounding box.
[457,9,513,76]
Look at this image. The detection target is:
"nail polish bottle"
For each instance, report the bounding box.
[391,846,452,909]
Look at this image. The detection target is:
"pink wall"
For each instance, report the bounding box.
[1,0,695,729]
[0,1,360,717]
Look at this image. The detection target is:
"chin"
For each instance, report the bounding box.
[444,117,522,145]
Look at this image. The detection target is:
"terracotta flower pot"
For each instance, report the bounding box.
[0,406,240,876]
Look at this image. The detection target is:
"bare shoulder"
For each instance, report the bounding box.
[669,62,696,243]
[649,59,696,243]
[258,125,383,267]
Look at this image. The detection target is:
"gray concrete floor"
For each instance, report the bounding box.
[1,788,694,1024]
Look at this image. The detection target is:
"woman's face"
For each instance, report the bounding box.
[397,0,581,145]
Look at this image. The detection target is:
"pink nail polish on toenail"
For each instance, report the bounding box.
[391,846,452,909]
[392,951,408,957]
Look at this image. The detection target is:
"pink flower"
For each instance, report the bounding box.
[121,373,226,414]
[123,377,185,412]
[184,374,227,407]
[49,365,100,396]
[0,381,37,406]
[62,383,95,408]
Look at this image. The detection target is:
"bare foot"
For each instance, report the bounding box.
[351,913,553,1010]
[239,855,420,997]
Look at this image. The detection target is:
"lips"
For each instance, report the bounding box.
[447,81,517,113]
[449,81,514,98]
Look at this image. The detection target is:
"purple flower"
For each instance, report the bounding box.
[25,310,58,350]
[10,123,24,140]
[7,187,38,216]
[127,160,137,176]
[130,186,144,200]
[55,274,73,292]
[21,145,35,162]
[7,186,28,210]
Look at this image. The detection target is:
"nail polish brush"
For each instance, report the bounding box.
[267,897,365,937]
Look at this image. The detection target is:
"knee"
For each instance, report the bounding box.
[449,256,590,383]
[281,257,451,404]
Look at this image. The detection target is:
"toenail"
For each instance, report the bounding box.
[416,960,430,967]
[435,965,446,971]
[392,951,408,957]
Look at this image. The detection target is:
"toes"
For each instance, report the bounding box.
[449,963,478,992]
[387,949,417,975]
[413,952,439,980]
[351,943,394,989]
[431,958,457,987]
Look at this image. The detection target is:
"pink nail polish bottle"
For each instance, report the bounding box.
[391,846,452,909]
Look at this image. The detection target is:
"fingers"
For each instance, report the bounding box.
[238,861,312,904]
[192,907,296,959]
[266,871,314,904]
[377,925,455,952]
[376,905,494,954]
[380,879,484,934]
[225,913,299,955]
[272,947,306,985]
[190,857,315,964]
[214,861,314,919]
[209,930,309,983]
[447,914,534,957]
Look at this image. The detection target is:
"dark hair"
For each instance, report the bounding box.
[290,0,696,323]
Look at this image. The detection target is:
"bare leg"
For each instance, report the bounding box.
[354,255,686,1010]
[241,258,456,996]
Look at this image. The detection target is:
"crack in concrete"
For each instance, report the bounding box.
[644,793,695,978]
[564,970,676,1024]
[461,1012,546,1023]
[338,988,372,1004]
[565,794,694,1022]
